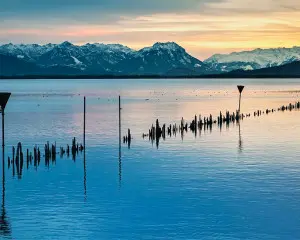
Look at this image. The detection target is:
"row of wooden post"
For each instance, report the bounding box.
[7,138,85,178]
[145,100,300,147]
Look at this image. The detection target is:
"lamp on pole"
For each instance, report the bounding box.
[0,93,11,148]
[237,86,244,115]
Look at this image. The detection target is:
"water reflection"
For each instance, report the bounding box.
[118,142,122,189]
[146,114,241,148]
[238,122,243,154]
[144,100,300,148]
[1,80,300,239]
[0,147,11,237]
[83,147,87,200]
[119,104,122,188]
[123,129,132,149]
[7,138,84,179]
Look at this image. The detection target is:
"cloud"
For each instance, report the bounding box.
[0,0,299,59]
[0,0,217,21]
[205,0,300,13]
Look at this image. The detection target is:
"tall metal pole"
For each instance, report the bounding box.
[238,92,242,114]
[2,110,5,227]
[83,96,87,199]
[2,110,4,199]
[119,96,121,147]
[2,135,4,205]
[237,85,244,116]
[2,111,4,148]
[83,97,86,149]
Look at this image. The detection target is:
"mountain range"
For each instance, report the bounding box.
[205,46,300,73]
[0,41,299,76]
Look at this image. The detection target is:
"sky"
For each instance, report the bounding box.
[0,0,300,59]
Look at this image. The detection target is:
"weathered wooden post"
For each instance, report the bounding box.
[128,129,131,149]
[72,137,76,161]
[67,144,70,157]
[12,147,15,163]
[237,85,245,115]
[26,149,29,169]
[195,115,197,136]
[16,142,22,178]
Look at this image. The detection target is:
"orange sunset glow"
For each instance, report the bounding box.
[0,0,300,59]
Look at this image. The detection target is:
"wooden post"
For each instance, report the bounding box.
[12,147,15,163]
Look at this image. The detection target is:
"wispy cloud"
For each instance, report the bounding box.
[0,0,299,59]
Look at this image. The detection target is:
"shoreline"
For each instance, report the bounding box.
[1,74,300,80]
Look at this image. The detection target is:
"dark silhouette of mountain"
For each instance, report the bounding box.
[0,53,40,75]
[165,67,199,76]
[0,53,82,76]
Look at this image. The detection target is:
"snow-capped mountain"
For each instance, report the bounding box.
[38,41,85,67]
[116,42,210,74]
[80,43,135,73]
[1,41,299,76]
[204,46,300,72]
[0,41,211,75]
[0,43,56,62]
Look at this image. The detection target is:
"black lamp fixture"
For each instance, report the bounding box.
[237,85,244,115]
[0,93,11,147]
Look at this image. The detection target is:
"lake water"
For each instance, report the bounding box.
[0,78,300,239]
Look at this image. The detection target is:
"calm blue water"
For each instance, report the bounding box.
[0,78,300,239]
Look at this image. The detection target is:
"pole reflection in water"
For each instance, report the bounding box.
[119,141,122,189]
[83,147,87,201]
[83,97,87,201]
[0,146,11,237]
[238,122,243,154]
[118,95,122,188]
